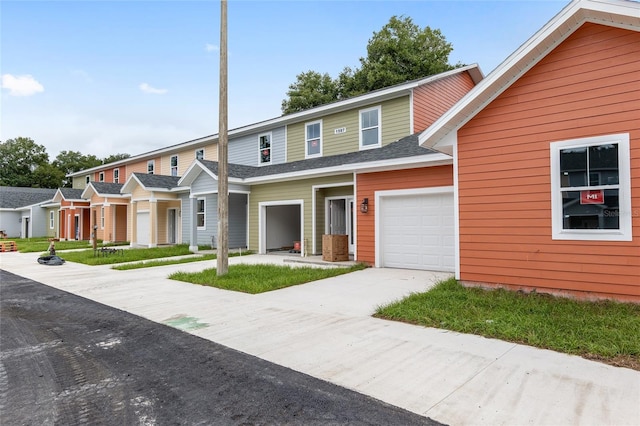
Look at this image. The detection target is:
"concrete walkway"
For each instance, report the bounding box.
[1,251,638,425]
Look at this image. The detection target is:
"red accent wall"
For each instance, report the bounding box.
[456,23,640,301]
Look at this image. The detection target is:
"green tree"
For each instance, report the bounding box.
[350,16,455,95]
[281,15,459,114]
[0,137,51,187]
[281,71,338,114]
[53,150,102,187]
[102,153,131,164]
[31,162,66,189]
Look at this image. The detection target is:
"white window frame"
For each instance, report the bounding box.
[550,133,632,241]
[49,211,55,229]
[258,132,272,166]
[359,105,381,150]
[100,207,105,229]
[170,155,178,176]
[113,168,120,183]
[305,120,323,158]
[195,148,204,160]
[99,171,104,182]
[147,160,155,175]
[196,198,206,230]
[85,175,90,184]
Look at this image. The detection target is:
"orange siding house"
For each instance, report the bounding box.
[420,0,640,301]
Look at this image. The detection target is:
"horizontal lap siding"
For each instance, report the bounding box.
[356,166,453,264]
[457,23,640,300]
[413,71,476,133]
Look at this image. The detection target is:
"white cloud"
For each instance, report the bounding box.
[139,83,168,95]
[205,43,219,52]
[1,74,44,96]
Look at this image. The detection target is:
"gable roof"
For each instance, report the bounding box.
[81,182,128,199]
[418,0,640,153]
[0,186,57,209]
[121,173,184,193]
[53,188,86,203]
[68,65,482,178]
[179,133,450,186]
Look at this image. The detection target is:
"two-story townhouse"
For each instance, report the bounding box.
[178,65,482,255]
[66,134,218,245]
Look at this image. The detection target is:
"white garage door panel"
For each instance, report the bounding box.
[137,212,149,245]
[380,192,454,272]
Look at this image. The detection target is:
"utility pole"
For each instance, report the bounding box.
[217,0,229,275]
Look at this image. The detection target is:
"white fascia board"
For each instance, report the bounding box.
[40,202,60,208]
[419,0,640,151]
[67,134,218,178]
[120,174,144,194]
[244,153,452,185]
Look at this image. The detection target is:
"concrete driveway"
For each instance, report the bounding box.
[1,251,638,425]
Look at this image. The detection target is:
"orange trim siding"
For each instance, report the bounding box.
[413,71,476,133]
[457,23,640,301]
[356,166,453,264]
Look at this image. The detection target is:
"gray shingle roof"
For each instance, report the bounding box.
[200,134,439,180]
[0,186,57,209]
[132,173,182,189]
[59,188,85,200]
[89,182,124,195]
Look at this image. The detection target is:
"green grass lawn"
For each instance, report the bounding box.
[55,245,196,265]
[4,237,99,253]
[169,263,367,294]
[112,251,253,270]
[375,278,640,370]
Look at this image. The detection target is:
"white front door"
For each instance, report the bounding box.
[328,197,354,253]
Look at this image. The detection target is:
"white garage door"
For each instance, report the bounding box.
[137,212,150,246]
[380,191,454,272]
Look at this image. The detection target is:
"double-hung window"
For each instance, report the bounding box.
[99,172,104,182]
[49,211,55,229]
[147,160,155,175]
[195,149,204,160]
[113,168,119,183]
[100,207,105,229]
[550,133,631,241]
[85,175,90,185]
[305,121,322,158]
[359,106,381,150]
[259,133,271,165]
[196,198,206,229]
[170,155,178,176]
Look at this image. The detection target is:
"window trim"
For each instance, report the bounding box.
[359,105,382,150]
[305,120,323,159]
[196,198,206,230]
[98,172,104,182]
[147,160,155,175]
[49,211,55,229]
[550,133,632,241]
[170,155,178,176]
[195,148,204,160]
[113,168,119,183]
[85,175,90,185]
[100,207,105,229]
[258,132,272,166]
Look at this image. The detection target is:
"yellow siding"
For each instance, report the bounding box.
[286,96,410,162]
[248,174,353,252]
[159,143,218,176]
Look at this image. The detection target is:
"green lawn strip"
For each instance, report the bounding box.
[6,238,96,253]
[111,251,253,270]
[55,245,195,265]
[375,278,640,368]
[169,263,367,294]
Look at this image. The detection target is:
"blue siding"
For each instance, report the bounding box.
[229,126,286,166]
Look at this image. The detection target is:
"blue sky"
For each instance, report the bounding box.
[1,0,569,159]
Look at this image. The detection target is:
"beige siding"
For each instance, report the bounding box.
[248,174,353,252]
[159,143,218,176]
[286,96,411,162]
[131,185,150,200]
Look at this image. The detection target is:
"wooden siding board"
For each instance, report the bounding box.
[457,24,640,300]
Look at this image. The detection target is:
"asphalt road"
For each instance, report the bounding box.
[0,270,441,425]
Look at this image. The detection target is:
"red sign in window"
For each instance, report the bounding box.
[580,189,604,204]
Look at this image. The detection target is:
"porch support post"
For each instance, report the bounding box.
[149,199,158,248]
[189,197,198,252]
[130,201,137,247]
